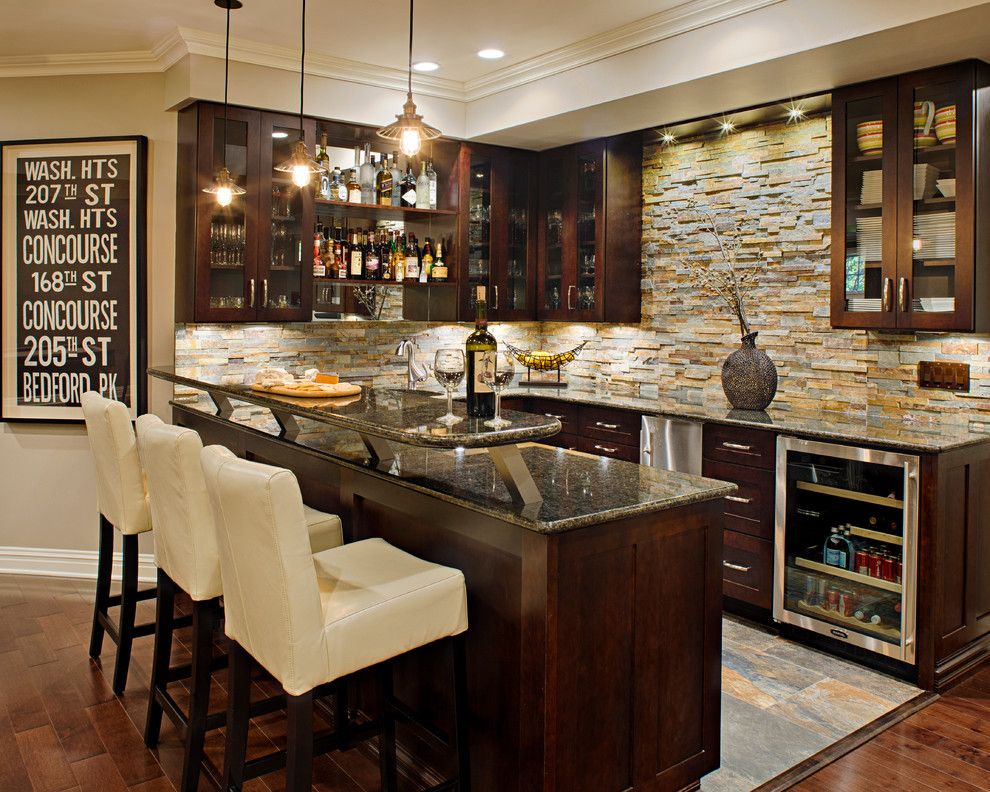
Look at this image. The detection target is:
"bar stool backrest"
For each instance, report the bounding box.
[200,445,326,693]
[135,415,222,601]
[80,391,151,535]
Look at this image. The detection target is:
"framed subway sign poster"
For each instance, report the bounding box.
[1,136,147,422]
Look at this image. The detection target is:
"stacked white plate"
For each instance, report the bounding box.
[855,216,884,261]
[861,170,882,204]
[847,298,882,312]
[913,297,955,312]
[913,212,955,259]
[913,164,939,200]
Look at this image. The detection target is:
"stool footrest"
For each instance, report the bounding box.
[165,652,227,683]
[387,695,450,748]
[242,720,381,782]
[96,613,153,643]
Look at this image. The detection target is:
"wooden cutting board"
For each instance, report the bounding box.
[250,381,362,399]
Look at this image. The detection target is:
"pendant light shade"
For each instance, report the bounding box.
[204,0,246,206]
[275,0,325,187]
[377,0,441,156]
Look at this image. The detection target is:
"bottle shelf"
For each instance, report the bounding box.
[849,525,903,546]
[314,199,456,222]
[794,480,904,509]
[794,557,902,594]
[313,276,456,288]
[794,599,902,641]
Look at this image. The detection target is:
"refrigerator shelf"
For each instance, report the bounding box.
[795,480,904,509]
[795,600,902,641]
[794,557,902,594]
[849,525,903,546]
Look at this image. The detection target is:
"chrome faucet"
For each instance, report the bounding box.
[396,338,430,390]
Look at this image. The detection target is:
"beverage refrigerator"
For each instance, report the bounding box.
[774,436,919,664]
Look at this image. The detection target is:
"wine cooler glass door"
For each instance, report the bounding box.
[773,436,919,663]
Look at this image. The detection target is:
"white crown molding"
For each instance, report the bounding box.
[0,48,166,78]
[0,546,157,584]
[462,0,785,101]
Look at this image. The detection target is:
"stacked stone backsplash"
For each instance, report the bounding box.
[176,112,990,430]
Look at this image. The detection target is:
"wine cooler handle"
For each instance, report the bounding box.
[723,561,751,572]
[492,285,499,310]
[725,495,752,504]
[263,278,268,308]
[642,430,653,463]
[249,278,256,308]
[594,444,618,453]
[898,277,909,312]
[567,285,576,310]
[721,442,752,452]
[882,277,893,312]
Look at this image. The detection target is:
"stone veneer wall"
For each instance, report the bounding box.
[175,113,990,429]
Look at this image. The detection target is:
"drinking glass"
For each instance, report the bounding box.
[434,349,465,426]
[482,353,516,429]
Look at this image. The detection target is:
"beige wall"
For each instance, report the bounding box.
[0,72,176,555]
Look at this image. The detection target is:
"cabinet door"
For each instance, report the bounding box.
[257,113,315,322]
[896,63,975,331]
[571,140,605,322]
[830,78,899,329]
[537,148,573,320]
[492,149,536,320]
[459,144,494,318]
[194,104,261,321]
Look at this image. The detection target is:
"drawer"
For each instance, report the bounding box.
[703,424,776,470]
[536,400,579,435]
[581,406,641,445]
[577,435,640,463]
[722,530,773,610]
[538,432,579,452]
[702,459,775,540]
[500,397,530,413]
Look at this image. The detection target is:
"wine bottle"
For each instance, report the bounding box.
[348,230,364,279]
[405,234,420,280]
[466,285,497,418]
[416,160,430,209]
[393,234,405,281]
[390,151,402,206]
[376,154,393,206]
[420,237,434,282]
[431,239,448,281]
[365,230,381,280]
[360,144,375,204]
[427,159,438,209]
[346,169,362,204]
[316,132,331,198]
[401,166,417,207]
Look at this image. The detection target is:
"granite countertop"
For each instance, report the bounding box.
[176,403,736,534]
[505,385,989,454]
[149,366,560,449]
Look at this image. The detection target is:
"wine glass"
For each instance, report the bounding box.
[482,353,516,429]
[434,349,465,426]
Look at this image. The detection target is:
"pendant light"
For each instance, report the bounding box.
[275,0,325,188]
[203,0,246,207]
[377,0,441,157]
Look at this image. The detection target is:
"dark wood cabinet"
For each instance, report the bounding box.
[831,60,990,332]
[505,398,640,460]
[537,134,642,323]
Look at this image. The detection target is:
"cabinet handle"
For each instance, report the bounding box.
[593,444,618,453]
[263,278,269,308]
[249,278,255,308]
[725,495,752,504]
[723,561,752,572]
[595,421,620,429]
[493,285,499,310]
[567,285,576,310]
[545,413,565,420]
[898,277,909,312]
[721,442,752,452]
[882,277,893,312]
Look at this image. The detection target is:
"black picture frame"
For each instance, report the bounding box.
[1,135,147,423]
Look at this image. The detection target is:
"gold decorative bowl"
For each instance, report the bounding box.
[505,342,587,372]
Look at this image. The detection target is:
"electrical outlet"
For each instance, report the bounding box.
[918,361,970,392]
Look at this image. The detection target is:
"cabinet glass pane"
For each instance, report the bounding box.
[543,158,564,310]
[576,154,597,310]
[909,80,958,314]
[268,125,306,311]
[506,164,529,311]
[843,96,886,313]
[468,155,492,307]
[209,119,248,310]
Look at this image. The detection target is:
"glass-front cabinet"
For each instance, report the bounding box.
[831,61,989,331]
[774,436,919,663]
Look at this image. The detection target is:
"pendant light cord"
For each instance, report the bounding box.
[299,0,306,131]
[407,0,414,96]
[222,2,230,168]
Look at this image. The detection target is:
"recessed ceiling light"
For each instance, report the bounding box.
[477,48,504,60]
[272,131,289,139]
[413,61,439,72]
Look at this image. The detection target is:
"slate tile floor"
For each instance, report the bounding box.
[702,615,921,791]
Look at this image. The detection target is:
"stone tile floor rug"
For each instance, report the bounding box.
[702,615,921,791]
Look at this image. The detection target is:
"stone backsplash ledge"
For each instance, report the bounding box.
[175,113,990,429]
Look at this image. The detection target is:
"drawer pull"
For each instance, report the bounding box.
[725,495,752,504]
[545,413,566,420]
[796,508,821,518]
[721,442,752,452]
[594,444,618,453]
[723,561,752,572]
[595,421,620,429]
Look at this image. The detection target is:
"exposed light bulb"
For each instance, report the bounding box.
[216,185,233,207]
[719,119,736,135]
[661,131,676,145]
[400,128,422,157]
[786,104,806,122]
[292,163,311,187]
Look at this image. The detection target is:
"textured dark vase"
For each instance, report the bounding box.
[721,331,778,411]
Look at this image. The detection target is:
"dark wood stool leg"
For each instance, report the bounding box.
[285,690,314,792]
[143,568,176,746]
[451,634,471,792]
[223,641,251,792]
[379,660,398,792]
[112,533,140,694]
[88,515,114,659]
[180,597,220,792]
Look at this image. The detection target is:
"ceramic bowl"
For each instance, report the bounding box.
[937,178,956,198]
[935,119,956,144]
[935,105,956,122]
[914,133,938,148]
[856,120,883,154]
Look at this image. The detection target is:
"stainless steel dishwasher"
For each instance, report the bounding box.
[640,416,703,475]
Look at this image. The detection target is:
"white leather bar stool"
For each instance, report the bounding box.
[200,447,471,792]
[80,391,157,695]
[135,415,345,792]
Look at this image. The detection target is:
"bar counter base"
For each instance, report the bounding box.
[174,404,724,792]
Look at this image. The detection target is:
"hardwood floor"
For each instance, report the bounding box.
[0,573,384,792]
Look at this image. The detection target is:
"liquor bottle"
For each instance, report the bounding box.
[346,169,362,203]
[426,159,438,209]
[416,161,430,209]
[322,225,336,276]
[328,166,344,201]
[420,237,435,282]
[335,237,347,279]
[316,132,331,198]
[391,233,404,281]
[401,166,417,207]
[348,230,364,279]
[365,230,381,280]
[466,285,497,418]
[380,232,393,281]
[313,223,326,277]
[390,151,402,206]
[377,155,393,206]
[405,234,420,280]
[360,144,375,204]
[823,527,854,570]
[431,239,448,281]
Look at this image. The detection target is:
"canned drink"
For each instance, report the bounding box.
[895,560,902,584]
[868,551,884,578]
[826,588,840,612]
[839,592,857,617]
[855,550,869,576]
[881,556,895,582]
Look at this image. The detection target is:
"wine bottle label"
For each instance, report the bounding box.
[402,189,417,205]
[348,188,362,203]
[473,351,495,393]
[366,256,379,273]
[350,251,362,275]
[337,185,348,201]
[405,257,419,278]
[429,182,437,208]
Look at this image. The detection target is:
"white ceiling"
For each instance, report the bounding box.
[0,0,688,82]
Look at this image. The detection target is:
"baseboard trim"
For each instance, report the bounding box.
[0,546,157,584]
